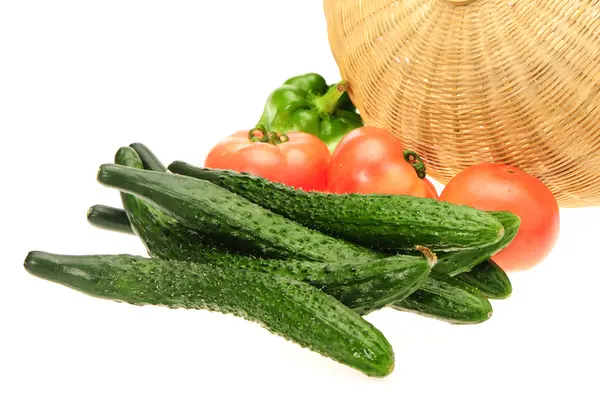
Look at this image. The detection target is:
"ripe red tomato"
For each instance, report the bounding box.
[328,126,426,196]
[205,130,330,191]
[440,163,560,272]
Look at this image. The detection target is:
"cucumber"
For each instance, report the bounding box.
[99,163,383,263]
[202,252,435,314]
[392,273,493,324]
[166,163,505,252]
[24,251,395,377]
[129,142,167,172]
[113,147,433,312]
[86,204,133,235]
[434,211,521,276]
[455,259,513,299]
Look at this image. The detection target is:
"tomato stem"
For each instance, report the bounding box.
[249,127,289,145]
[403,150,427,179]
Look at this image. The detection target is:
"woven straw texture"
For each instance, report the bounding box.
[324,0,600,207]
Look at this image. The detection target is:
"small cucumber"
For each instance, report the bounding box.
[434,211,521,276]
[86,205,133,235]
[392,273,493,324]
[24,251,395,377]
[113,147,433,312]
[167,163,505,252]
[455,259,513,299]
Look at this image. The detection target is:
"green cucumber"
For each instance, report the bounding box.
[392,273,493,324]
[199,252,435,314]
[99,163,383,263]
[434,211,521,276]
[129,142,167,172]
[166,163,505,252]
[455,259,512,299]
[86,204,133,235]
[113,147,433,312]
[24,251,395,377]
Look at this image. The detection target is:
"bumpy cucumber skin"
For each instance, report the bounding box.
[167,163,505,252]
[113,148,432,312]
[434,211,521,276]
[392,273,493,324]
[99,163,381,263]
[455,259,513,300]
[87,204,133,235]
[24,251,395,377]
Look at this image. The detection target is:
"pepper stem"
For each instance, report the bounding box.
[403,150,427,179]
[312,81,349,115]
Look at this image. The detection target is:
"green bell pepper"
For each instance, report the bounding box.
[255,73,364,152]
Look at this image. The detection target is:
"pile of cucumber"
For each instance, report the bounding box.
[24,143,519,378]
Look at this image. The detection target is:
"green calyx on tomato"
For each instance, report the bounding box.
[403,150,427,179]
[255,73,364,152]
[248,128,290,145]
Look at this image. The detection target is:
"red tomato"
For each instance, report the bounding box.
[440,163,560,272]
[328,126,424,196]
[205,130,330,191]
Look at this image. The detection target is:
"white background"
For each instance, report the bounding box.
[1,1,599,392]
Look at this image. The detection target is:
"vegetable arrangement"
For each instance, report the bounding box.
[24,73,560,378]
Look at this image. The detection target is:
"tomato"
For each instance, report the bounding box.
[440,163,560,272]
[205,130,330,191]
[424,178,440,199]
[328,126,426,196]
[410,178,439,199]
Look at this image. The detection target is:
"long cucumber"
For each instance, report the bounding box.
[24,251,395,377]
[166,163,505,252]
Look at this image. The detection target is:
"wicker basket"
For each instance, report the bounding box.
[324,0,600,207]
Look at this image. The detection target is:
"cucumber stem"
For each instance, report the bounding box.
[415,245,438,267]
